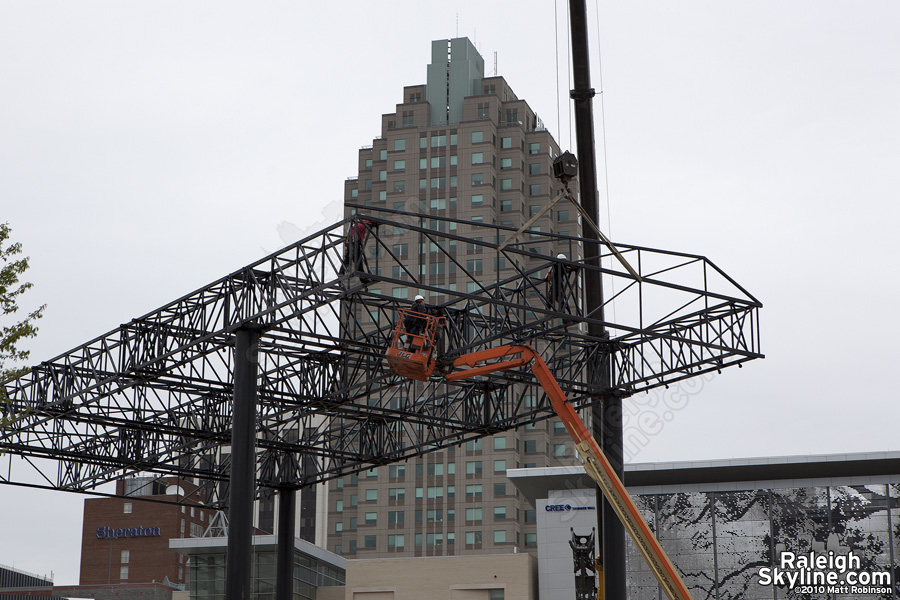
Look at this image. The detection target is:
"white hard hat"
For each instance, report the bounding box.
[557,253,567,259]
[414,294,425,301]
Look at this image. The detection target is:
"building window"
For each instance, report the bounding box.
[402,111,414,127]
[392,288,408,299]
[389,464,406,477]
[123,502,132,514]
[427,486,444,499]
[388,487,406,501]
[466,259,483,274]
[393,180,406,193]
[431,135,447,147]
[529,184,541,196]
[494,460,507,472]
[554,443,568,457]
[388,534,405,549]
[335,522,343,533]
[501,137,512,149]
[500,157,512,170]
[380,149,387,160]
[365,489,377,501]
[494,483,507,497]
[431,156,446,168]
[529,162,540,175]
[471,152,484,165]
[365,158,373,170]
[466,439,482,451]
[121,549,130,564]
[431,177,446,189]
[500,199,513,212]
[365,512,377,525]
[364,535,377,549]
[120,566,129,580]
[466,507,483,522]
[557,209,569,222]
[489,590,504,600]
[465,484,483,500]
[472,131,484,144]
[525,509,536,523]
[494,506,507,520]
[465,531,482,546]
[471,194,484,207]
[427,463,444,476]
[524,440,538,453]
[394,139,406,151]
[336,499,344,512]
[500,178,513,191]
[525,533,537,547]
[471,173,484,186]
[393,159,406,171]
[529,142,540,154]
[494,530,507,544]
[505,109,518,124]
[349,540,357,553]
[427,509,443,523]
[465,460,482,475]
[477,103,490,119]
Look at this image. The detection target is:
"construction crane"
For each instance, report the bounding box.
[386,311,695,600]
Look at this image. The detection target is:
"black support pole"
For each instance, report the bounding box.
[226,326,260,600]
[568,1,627,599]
[275,487,296,600]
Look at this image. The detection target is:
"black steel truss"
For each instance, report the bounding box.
[0,207,762,505]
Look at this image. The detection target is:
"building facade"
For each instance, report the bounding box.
[79,477,215,586]
[330,37,585,560]
[170,534,345,600]
[509,452,900,600]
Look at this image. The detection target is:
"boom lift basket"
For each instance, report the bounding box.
[385,308,445,381]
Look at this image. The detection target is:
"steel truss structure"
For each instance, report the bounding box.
[1,207,762,506]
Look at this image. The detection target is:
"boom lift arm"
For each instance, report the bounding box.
[444,345,695,600]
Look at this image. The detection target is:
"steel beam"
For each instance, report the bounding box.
[276,487,296,600]
[226,326,260,600]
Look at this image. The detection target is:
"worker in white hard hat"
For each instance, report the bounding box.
[403,294,429,349]
[547,253,575,311]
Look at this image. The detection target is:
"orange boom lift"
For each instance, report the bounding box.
[385,312,695,600]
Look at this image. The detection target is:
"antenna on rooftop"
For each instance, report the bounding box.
[494,51,498,76]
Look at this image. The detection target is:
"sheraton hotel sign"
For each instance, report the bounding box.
[96,525,161,539]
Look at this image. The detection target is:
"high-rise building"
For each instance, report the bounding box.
[330,38,584,559]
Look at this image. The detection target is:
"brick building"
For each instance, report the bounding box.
[79,477,214,586]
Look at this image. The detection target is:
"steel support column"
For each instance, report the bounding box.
[225,326,260,600]
[601,395,626,599]
[276,487,296,600]
[568,1,627,597]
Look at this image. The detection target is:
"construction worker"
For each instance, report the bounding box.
[547,253,575,311]
[403,295,429,349]
[339,219,375,283]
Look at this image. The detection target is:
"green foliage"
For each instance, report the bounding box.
[0,222,45,431]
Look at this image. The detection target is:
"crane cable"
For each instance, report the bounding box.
[593,0,617,322]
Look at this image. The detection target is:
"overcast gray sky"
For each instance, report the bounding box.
[1,0,898,584]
